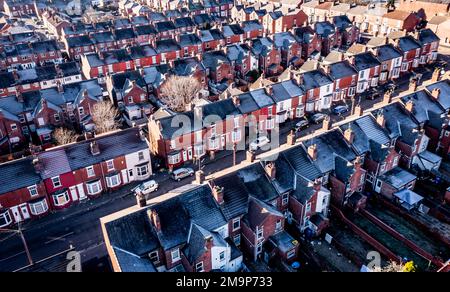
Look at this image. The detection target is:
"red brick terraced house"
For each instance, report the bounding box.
[417,29,440,64]
[241,20,264,40]
[148,99,243,169]
[114,28,137,47]
[326,60,358,102]
[37,127,152,210]
[101,184,242,272]
[198,28,225,52]
[222,24,245,45]
[241,197,285,261]
[176,33,203,58]
[425,80,450,156]
[371,43,403,83]
[4,0,38,17]
[81,49,134,80]
[64,35,96,60]
[154,20,177,40]
[129,45,160,68]
[314,21,340,57]
[332,15,359,49]
[225,43,255,79]
[272,31,303,68]
[351,52,381,94]
[134,24,158,46]
[0,157,49,228]
[90,31,118,53]
[202,50,234,84]
[392,35,422,73]
[263,8,308,35]
[293,26,322,61]
[250,37,283,77]
[155,39,181,64]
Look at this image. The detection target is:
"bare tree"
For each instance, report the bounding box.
[54,127,78,145]
[160,76,202,112]
[91,101,120,134]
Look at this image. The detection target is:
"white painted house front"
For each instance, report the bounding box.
[124,147,153,183]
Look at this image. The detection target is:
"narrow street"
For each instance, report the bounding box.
[0,61,441,272]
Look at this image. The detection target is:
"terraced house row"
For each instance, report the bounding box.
[0,127,152,228]
[100,77,450,272]
[146,29,441,169]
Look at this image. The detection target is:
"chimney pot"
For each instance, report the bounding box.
[90,141,100,156]
[405,100,414,112]
[431,88,441,100]
[265,162,276,180]
[308,144,318,161]
[212,185,224,204]
[344,128,355,144]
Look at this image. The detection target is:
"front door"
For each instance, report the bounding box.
[69,186,78,202]
[11,206,22,223]
[182,150,188,162]
[374,180,382,193]
[77,184,87,200]
[20,204,30,220]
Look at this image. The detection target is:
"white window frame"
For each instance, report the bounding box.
[138,151,145,161]
[276,219,282,231]
[86,180,102,195]
[136,164,149,177]
[28,185,39,197]
[51,176,61,188]
[0,210,12,227]
[234,234,241,246]
[29,199,49,215]
[171,248,181,262]
[195,261,204,272]
[106,160,115,171]
[282,193,289,205]
[232,217,240,231]
[86,166,95,178]
[256,226,264,241]
[149,251,159,263]
[287,249,296,259]
[219,251,225,261]
[168,153,181,165]
[305,202,312,213]
[106,174,121,188]
[53,191,70,207]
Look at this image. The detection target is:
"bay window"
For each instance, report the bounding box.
[266,118,274,130]
[29,199,49,215]
[168,152,181,165]
[0,210,12,227]
[194,144,205,157]
[86,180,102,195]
[106,174,121,188]
[136,164,149,177]
[53,190,70,207]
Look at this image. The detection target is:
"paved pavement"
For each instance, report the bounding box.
[0,61,443,272]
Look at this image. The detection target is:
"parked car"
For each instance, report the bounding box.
[133,180,159,195]
[295,118,309,131]
[332,105,349,115]
[250,136,270,151]
[171,167,195,181]
[310,113,326,124]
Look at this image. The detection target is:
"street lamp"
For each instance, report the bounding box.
[0,223,33,266]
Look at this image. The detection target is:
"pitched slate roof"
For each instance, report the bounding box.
[418,28,440,44]
[184,223,227,263]
[242,20,263,32]
[282,145,322,181]
[379,167,416,189]
[114,28,136,40]
[397,35,421,52]
[155,39,180,53]
[400,90,444,124]
[333,15,353,31]
[243,197,283,231]
[66,35,93,47]
[303,130,357,175]
[371,102,419,144]
[0,157,42,194]
[91,31,115,43]
[339,115,391,156]
[172,57,205,76]
[315,21,336,38]
[376,44,402,62]
[237,163,279,202]
[223,24,244,37]
[151,184,227,250]
[202,50,230,70]
[178,33,201,47]
[113,248,156,272]
[302,69,333,90]
[293,26,316,44]
[174,17,195,28]
[329,60,357,80]
[61,128,148,170]
[105,208,159,257]
[272,31,297,49]
[426,80,450,110]
[212,173,249,220]
[134,24,157,36]
[155,20,176,33]
[272,80,304,102]
[353,52,381,71]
